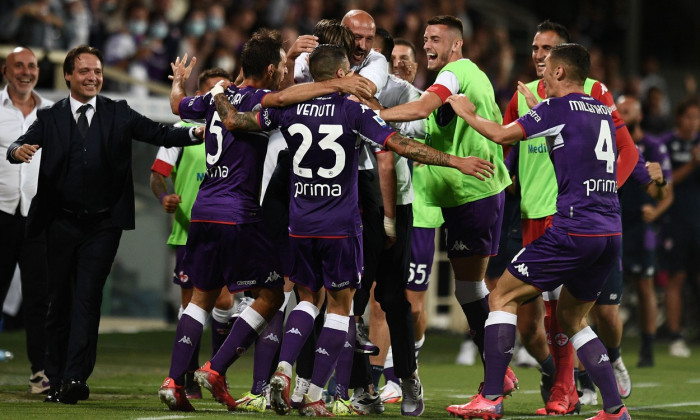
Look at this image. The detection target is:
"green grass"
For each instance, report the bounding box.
[1,328,699,419]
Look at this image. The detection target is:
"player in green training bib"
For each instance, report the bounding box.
[379,15,513,400]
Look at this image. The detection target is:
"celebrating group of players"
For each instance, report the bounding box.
[152,9,657,420]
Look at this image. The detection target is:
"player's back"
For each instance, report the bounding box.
[262,93,394,237]
[522,93,621,234]
[179,85,271,224]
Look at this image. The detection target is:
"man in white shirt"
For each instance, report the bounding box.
[0,46,53,394]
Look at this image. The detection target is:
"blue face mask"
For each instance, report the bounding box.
[128,20,148,37]
[186,20,206,37]
[150,21,169,39]
[208,16,224,31]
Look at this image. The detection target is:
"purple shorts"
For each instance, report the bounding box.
[290,235,363,293]
[442,191,505,258]
[184,221,283,293]
[172,245,193,289]
[406,227,436,292]
[506,226,621,302]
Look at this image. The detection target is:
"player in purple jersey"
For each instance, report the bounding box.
[211,44,495,417]
[446,44,631,420]
[158,30,374,413]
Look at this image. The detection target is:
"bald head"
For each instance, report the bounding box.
[341,10,376,66]
[2,47,39,100]
[616,95,642,126]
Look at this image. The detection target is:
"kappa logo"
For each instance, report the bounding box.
[598,353,610,364]
[178,336,193,346]
[451,241,470,252]
[178,271,189,284]
[287,327,302,336]
[266,271,281,283]
[344,341,352,348]
[263,333,280,343]
[514,263,530,277]
[505,347,515,355]
[316,347,330,356]
[554,333,569,347]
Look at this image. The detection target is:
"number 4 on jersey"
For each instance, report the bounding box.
[594,120,615,173]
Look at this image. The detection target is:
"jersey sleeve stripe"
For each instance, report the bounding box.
[151,159,174,176]
[425,84,452,104]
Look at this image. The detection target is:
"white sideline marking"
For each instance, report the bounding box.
[135,416,195,420]
[634,382,661,388]
[687,378,700,384]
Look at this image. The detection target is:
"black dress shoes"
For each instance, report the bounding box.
[44,386,61,403]
[59,378,90,404]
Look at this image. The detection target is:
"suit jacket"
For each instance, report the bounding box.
[6,95,200,236]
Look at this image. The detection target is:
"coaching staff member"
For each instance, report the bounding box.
[7,45,203,404]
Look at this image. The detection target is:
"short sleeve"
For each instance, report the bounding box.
[178,94,210,120]
[348,102,395,149]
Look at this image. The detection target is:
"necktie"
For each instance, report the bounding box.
[77,104,91,138]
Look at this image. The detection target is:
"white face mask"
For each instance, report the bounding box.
[214,55,236,73]
[208,16,224,31]
[186,20,206,37]
[128,20,148,37]
[150,21,169,40]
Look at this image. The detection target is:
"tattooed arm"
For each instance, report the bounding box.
[385,132,495,180]
[213,91,262,132]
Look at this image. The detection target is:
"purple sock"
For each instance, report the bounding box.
[573,328,622,411]
[211,317,231,356]
[169,313,205,384]
[334,317,356,400]
[279,304,318,366]
[311,314,349,390]
[459,295,490,363]
[481,311,517,398]
[251,309,284,394]
[384,366,399,384]
[210,307,267,374]
[187,340,201,373]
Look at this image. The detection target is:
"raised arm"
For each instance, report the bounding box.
[446,94,524,145]
[169,54,197,115]
[385,132,494,180]
[261,74,372,108]
[212,87,263,132]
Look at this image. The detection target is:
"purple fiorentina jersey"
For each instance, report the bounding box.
[260,94,395,236]
[516,93,621,235]
[179,86,270,224]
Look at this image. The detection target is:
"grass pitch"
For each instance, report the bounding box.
[1,327,699,419]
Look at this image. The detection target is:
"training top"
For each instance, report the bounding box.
[151,122,206,245]
[423,58,510,207]
[260,93,395,237]
[178,85,271,224]
[516,93,621,235]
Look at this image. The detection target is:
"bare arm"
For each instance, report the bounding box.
[642,186,673,223]
[169,54,197,115]
[213,91,262,132]
[385,133,494,180]
[281,35,318,90]
[446,94,523,145]
[150,171,181,213]
[376,151,397,248]
[261,74,373,108]
[379,90,443,122]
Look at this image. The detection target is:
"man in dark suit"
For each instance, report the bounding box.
[6,45,203,405]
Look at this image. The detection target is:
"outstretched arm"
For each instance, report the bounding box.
[169,53,197,115]
[212,87,262,132]
[446,94,523,145]
[261,73,373,108]
[385,133,494,180]
[379,90,443,122]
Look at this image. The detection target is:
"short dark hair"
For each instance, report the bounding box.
[240,28,283,79]
[198,68,231,91]
[63,45,103,88]
[675,96,700,119]
[309,44,348,81]
[426,15,463,37]
[550,43,589,84]
[536,19,570,44]
[394,39,417,62]
[313,19,354,58]
[374,28,394,63]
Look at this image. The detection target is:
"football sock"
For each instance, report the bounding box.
[333,317,356,400]
[169,303,208,384]
[278,301,319,371]
[482,311,517,399]
[210,306,267,374]
[572,327,622,411]
[251,309,285,394]
[309,314,349,402]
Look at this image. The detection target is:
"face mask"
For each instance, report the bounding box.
[150,21,169,39]
[208,16,224,31]
[186,20,206,37]
[128,20,148,37]
[215,56,236,73]
[100,2,117,13]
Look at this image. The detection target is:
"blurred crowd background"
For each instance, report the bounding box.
[1,0,699,340]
